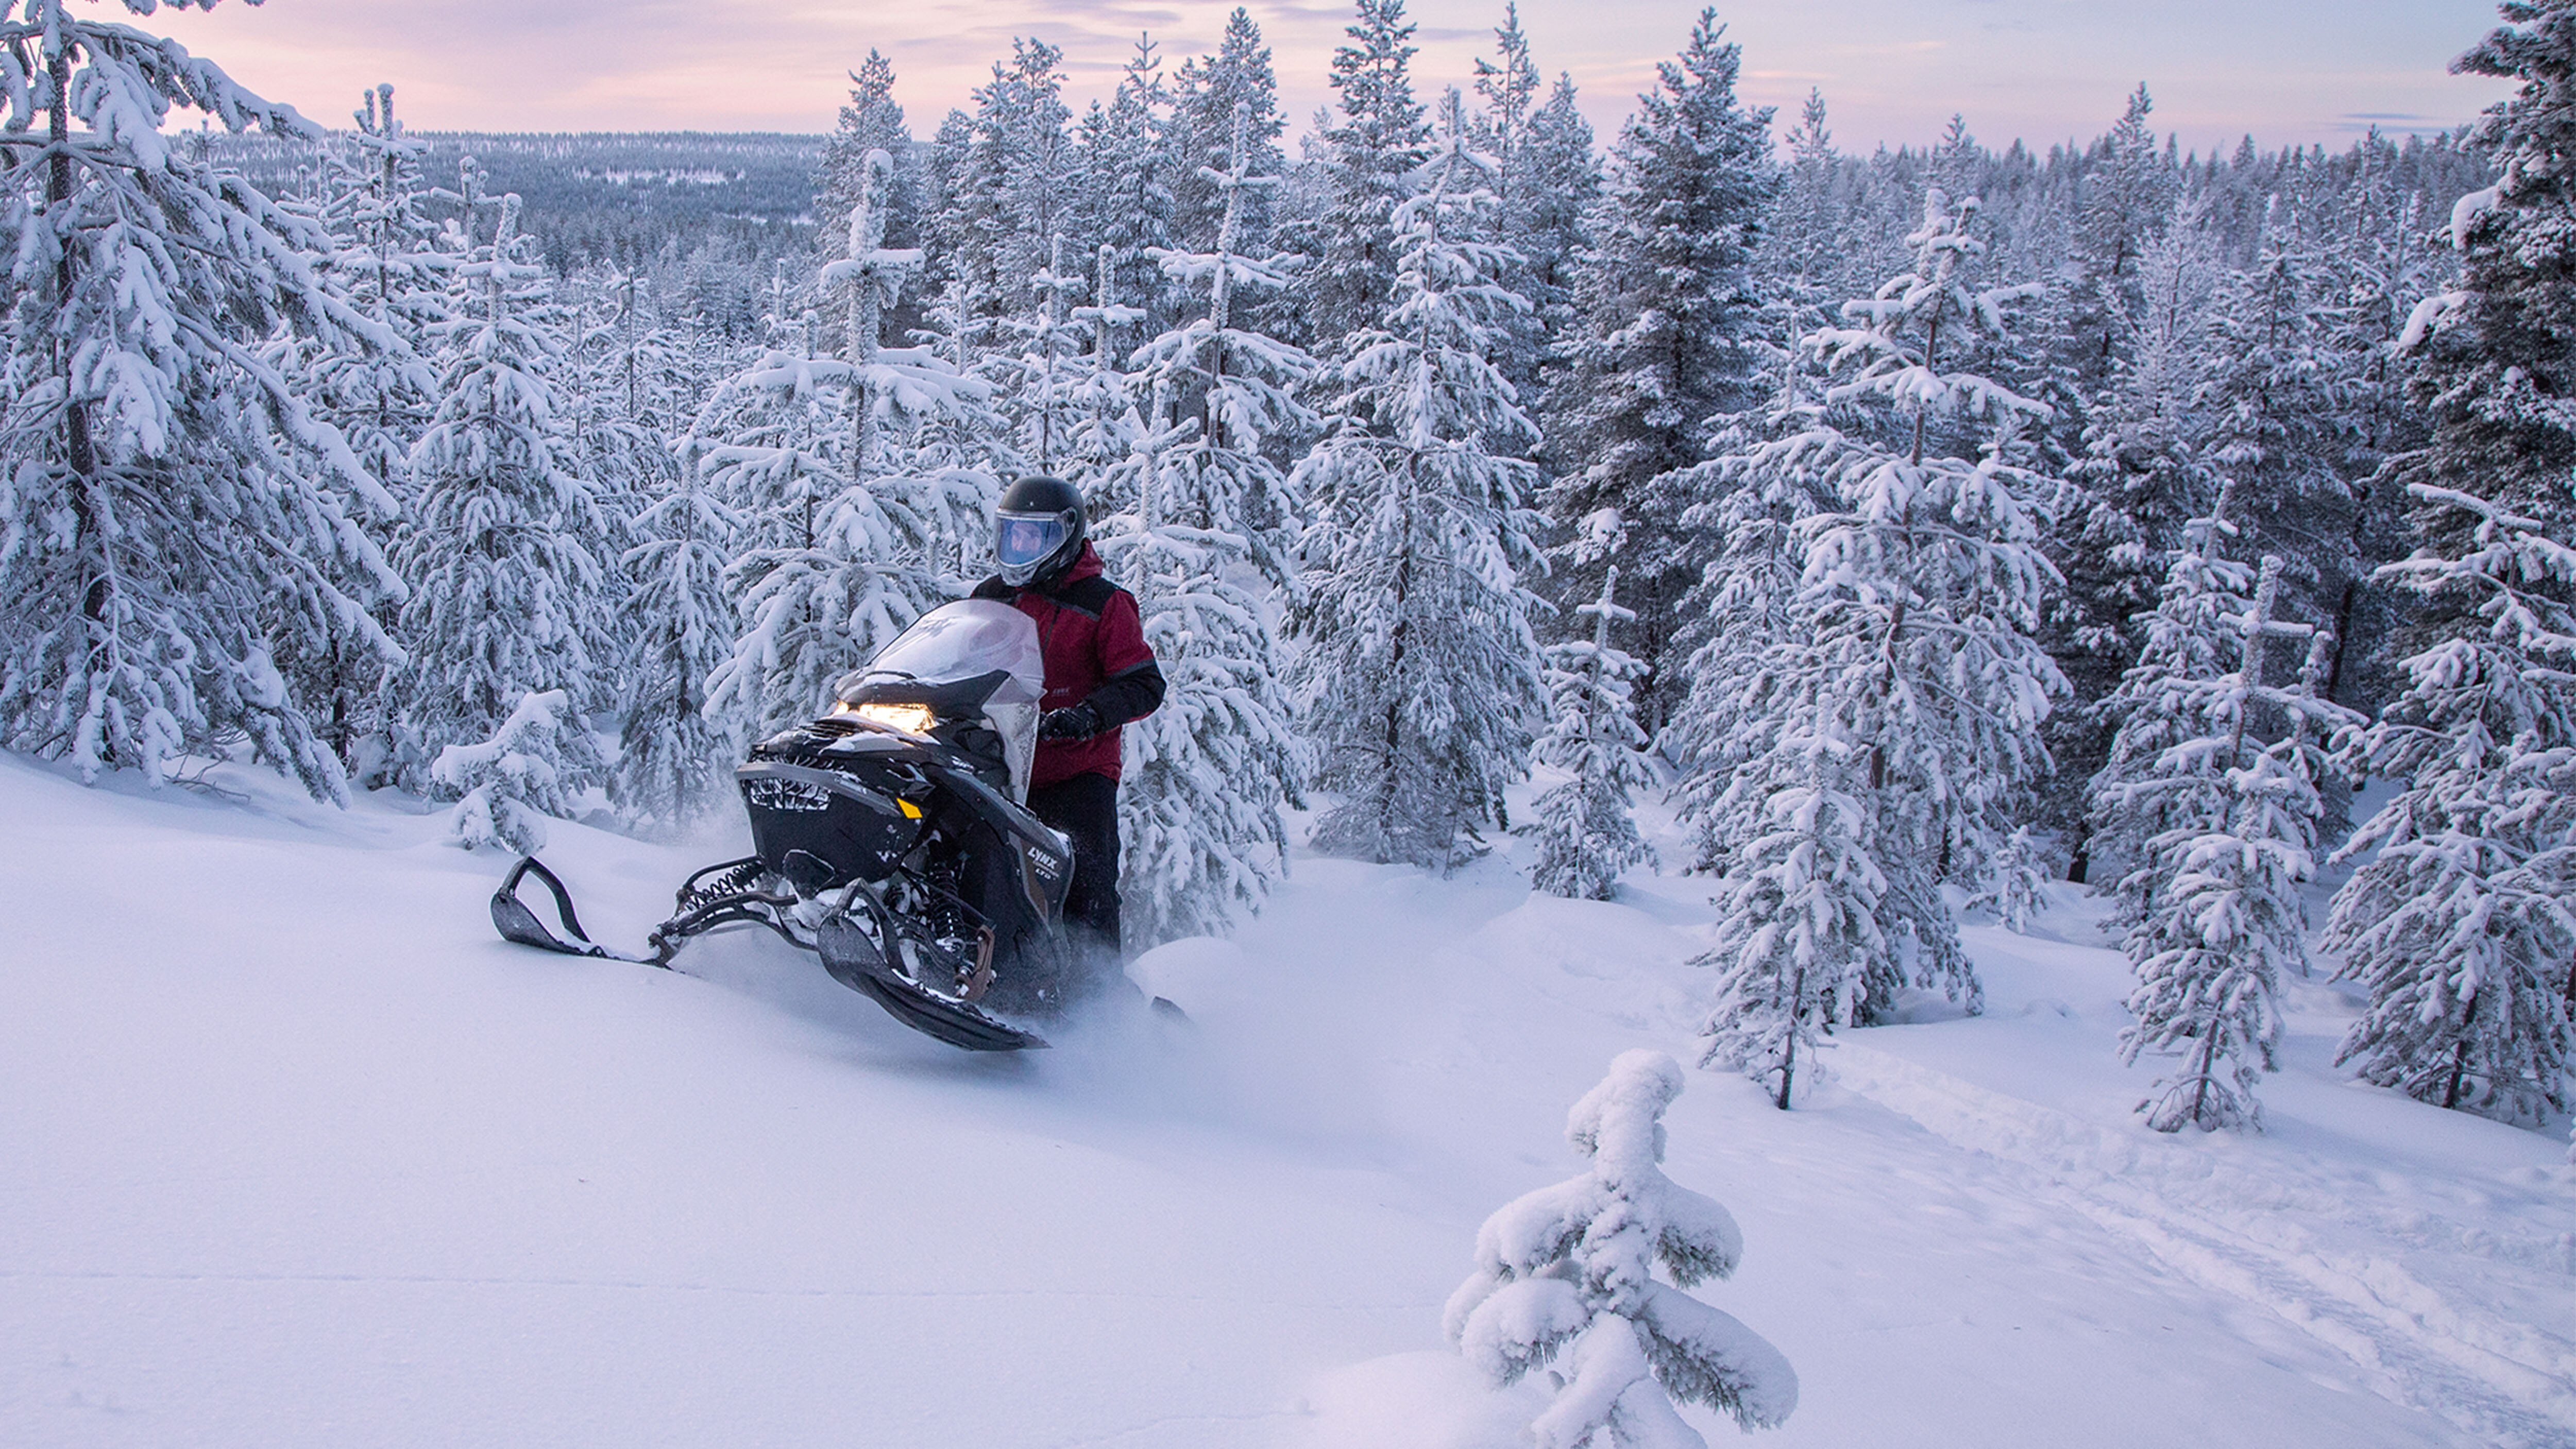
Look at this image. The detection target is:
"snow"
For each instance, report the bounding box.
[4,755,2571,1448]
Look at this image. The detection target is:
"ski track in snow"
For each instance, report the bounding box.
[4,755,2571,1448]
[1831,1040,2576,1447]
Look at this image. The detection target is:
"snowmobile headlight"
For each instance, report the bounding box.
[841,701,937,735]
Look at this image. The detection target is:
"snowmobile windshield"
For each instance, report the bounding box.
[995,514,1067,573]
[841,601,1044,704]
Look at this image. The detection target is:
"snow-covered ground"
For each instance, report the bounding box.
[4,754,2570,1448]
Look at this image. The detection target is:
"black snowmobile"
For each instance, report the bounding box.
[489,600,1077,1051]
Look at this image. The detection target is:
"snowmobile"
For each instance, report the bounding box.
[488,599,1078,1052]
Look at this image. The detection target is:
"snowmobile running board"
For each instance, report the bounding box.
[489,856,1048,1052]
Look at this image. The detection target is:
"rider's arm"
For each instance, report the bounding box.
[1080,589,1164,729]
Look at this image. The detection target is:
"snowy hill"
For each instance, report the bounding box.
[3,756,2569,1448]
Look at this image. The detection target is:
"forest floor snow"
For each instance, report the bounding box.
[3,752,2570,1448]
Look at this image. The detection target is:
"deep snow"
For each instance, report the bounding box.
[3,753,2569,1448]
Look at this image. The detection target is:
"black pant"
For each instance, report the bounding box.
[1027,771,1122,964]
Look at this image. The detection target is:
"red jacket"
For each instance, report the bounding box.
[972,545,1162,787]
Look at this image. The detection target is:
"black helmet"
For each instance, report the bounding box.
[994,474,1087,588]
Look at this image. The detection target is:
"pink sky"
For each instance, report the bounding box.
[143,0,2513,153]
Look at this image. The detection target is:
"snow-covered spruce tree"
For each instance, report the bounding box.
[2322,4,2576,1124]
[966,38,1078,325]
[1663,312,1843,873]
[1527,567,1656,900]
[2086,502,2251,893]
[390,181,607,843]
[0,0,407,800]
[1545,9,1777,725]
[1464,3,1548,403]
[1445,1049,1798,1443]
[1708,190,2066,1022]
[1296,94,1547,871]
[2095,523,2360,1132]
[1094,100,1316,945]
[1512,72,1599,365]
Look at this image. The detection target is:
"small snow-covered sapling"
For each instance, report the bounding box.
[1445,1050,1797,1447]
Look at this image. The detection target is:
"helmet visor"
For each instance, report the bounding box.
[995,513,1069,571]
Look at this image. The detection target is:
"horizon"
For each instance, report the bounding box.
[144,1,2514,159]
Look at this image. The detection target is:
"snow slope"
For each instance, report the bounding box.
[3,754,2569,1448]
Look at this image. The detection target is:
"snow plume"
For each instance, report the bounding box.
[1446,1049,1797,1445]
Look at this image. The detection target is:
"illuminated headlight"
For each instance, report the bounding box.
[836,701,936,735]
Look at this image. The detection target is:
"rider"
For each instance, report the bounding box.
[972,475,1164,973]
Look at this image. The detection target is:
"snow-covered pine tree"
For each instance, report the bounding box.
[1445,1049,1798,1443]
[1694,727,1884,1109]
[432,689,588,855]
[1075,36,1175,335]
[0,1,408,800]
[1527,567,1655,900]
[1545,9,1777,726]
[1094,100,1315,945]
[1304,0,1434,347]
[1169,9,1284,260]
[817,50,916,260]
[304,84,445,512]
[1704,189,2066,1024]
[2070,84,2179,394]
[700,147,987,737]
[390,177,608,839]
[2096,518,2360,1131]
[1007,233,1095,474]
[276,83,449,773]
[902,267,1020,577]
[612,441,739,836]
[1296,92,1547,871]
[1512,72,1598,379]
[1064,243,1145,479]
[2324,2,2576,1126]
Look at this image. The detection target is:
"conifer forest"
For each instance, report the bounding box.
[4,0,2571,1135]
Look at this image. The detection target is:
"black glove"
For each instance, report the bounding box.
[1039,703,1103,742]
